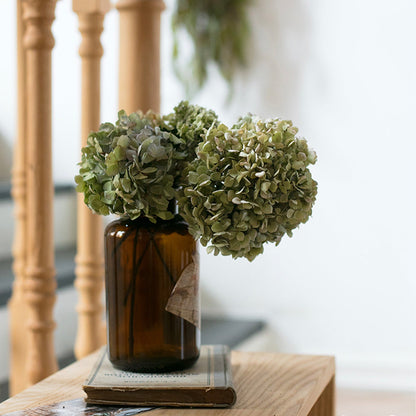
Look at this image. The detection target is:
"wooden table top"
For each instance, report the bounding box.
[0,350,335,416]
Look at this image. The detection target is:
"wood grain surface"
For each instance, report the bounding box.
[21,0,59,387]
[116,0,165,113]
[0,350,335,416]
[8,0,29,396]
[72,0,110,361]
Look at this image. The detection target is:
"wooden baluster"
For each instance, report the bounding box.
[116,0,165,113]
[22,0,58,386]
[72,0,111,359]
[9,0,29,396]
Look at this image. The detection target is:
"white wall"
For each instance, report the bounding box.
[0,0,415,390]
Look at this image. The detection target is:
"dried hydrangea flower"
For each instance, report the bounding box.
[178,115,318,261]
[75,110,176,221]
[162,100,219,185]
[76,102,317,262]
[75,101,218,222]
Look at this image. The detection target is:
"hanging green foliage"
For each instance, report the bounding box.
[172,0,252,96]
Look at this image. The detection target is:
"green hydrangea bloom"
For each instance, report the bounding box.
[75,102,218,222]
[162,101,219,185]
[76,103,317,262]
[178,115,318,261]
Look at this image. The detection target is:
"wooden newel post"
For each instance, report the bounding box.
[9,0,29,395]
[116,0,165,113]
[72,0,110,359]
[22,0,58,385]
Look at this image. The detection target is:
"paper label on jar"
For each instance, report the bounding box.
[165,254,200,328]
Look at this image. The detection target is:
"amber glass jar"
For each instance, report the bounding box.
[104,215,200,372]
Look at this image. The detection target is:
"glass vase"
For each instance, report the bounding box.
[104,215,200,372]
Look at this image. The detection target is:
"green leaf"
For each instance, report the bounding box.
[141,167,158,174]
[117,135,130,148]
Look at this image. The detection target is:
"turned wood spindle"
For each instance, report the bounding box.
[22,0,58,386]
[9,0,29,396]
[72,0,111,359]
[116,0,165,113]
